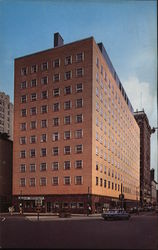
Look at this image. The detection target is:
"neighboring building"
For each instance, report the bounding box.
[0,92,14,140]
[13,33,140,213]
[0,133,13,212]
[150,168,157,205]
[134,110,151,206]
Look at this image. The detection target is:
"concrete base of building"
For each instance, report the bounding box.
[12,194,138,214]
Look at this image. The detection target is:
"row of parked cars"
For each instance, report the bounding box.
[101,206,158,220]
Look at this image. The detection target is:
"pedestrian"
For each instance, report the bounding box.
[87,205,91,216]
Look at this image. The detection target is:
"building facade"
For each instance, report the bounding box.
[0,92,14,140]
[13,33,140,213]
[0,133,13,212]
[134,110,151,206]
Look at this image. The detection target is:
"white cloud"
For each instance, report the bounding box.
[123,76,157,180]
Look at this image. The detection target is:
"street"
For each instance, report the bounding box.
[0,212,158,249]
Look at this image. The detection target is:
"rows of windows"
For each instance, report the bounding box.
[20,176,83,187]
[20,52,84,76]
[20,114,83,131]
[20,68,84,89]
[21,99,83,117]
[20,84,83,103]
[95,177,121,191]
[20,145,83,158]
[20,130,83,145]
[20,160,83,173]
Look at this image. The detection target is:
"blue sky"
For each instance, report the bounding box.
[0,0,157,179]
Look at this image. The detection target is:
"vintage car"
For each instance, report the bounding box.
[101,209,131,221]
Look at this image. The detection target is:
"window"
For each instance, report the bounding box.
[104,179,106,188]
[101,65,103,75]
[53,103,60,112]
[41,76,48,85]
[53,73,60,82]
[75,160,83,169]
[41,119,47,128]
[21,67,27,76]
[31,93,37,101]
[75,144,83,153]
[64,100,71,110]
[20,178,26,187]
[30,121,37,129]
[20,150,26,158]
[76,68,84,77]
[96,146,99,155]
[52,162,59,171]
[40,162,47,171]
[76,114,83,123]
[64,161,71,170]
[41,105,48,114]
[52,132,59,141]
[53,59,60,68]
[21,81,27,89]
[64,131,71,140]
[64,176,71,185]
[65,71,72,80]
[96,177,98,186]
[76,52,84,62]
[30,135,36,144]
[53,117,59,126]
[41,62,48,71]
[31,79,37,87]
[53,147,58,156]
[108,181,110,189]
[41,134,47,142]
[53,88,60,97]
[76,98,83,108]
[64,86,72,95]
[65,56,72,65]
[20,136,26,145]
[52,177,59,185]
[30,149,36,158]
[64,116,71,125]
[75,176,83,185]
[20,164,26,173]
[96,57,99,68]
[75,129,83,139]
[76,83,83,93]
[41,148,47,157]
[41,91,48,99]
[64,146,71,155]
[30,164,36,172]
[30,107,37,116]
[30,178,36,187]
[96,163,99,171]
[31,65,38,73]
[77,202,84,209]
[40,177,46,186]
[21,95,27,103]
[21,109,27,117]
[21,123,26,131]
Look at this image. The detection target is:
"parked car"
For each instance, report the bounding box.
[101,209,130,221]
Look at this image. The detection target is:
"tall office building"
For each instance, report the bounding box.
[0,92,13,140]
[13,33,140,213]
[134,110,151,205]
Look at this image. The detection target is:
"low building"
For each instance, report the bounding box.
[0,133,13,212]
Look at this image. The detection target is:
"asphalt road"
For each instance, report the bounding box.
[0,213,158,249]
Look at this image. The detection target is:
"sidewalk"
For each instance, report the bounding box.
[0,212,101,217]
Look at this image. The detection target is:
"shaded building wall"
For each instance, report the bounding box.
[0,133,13,212]
[134,111,151,205]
